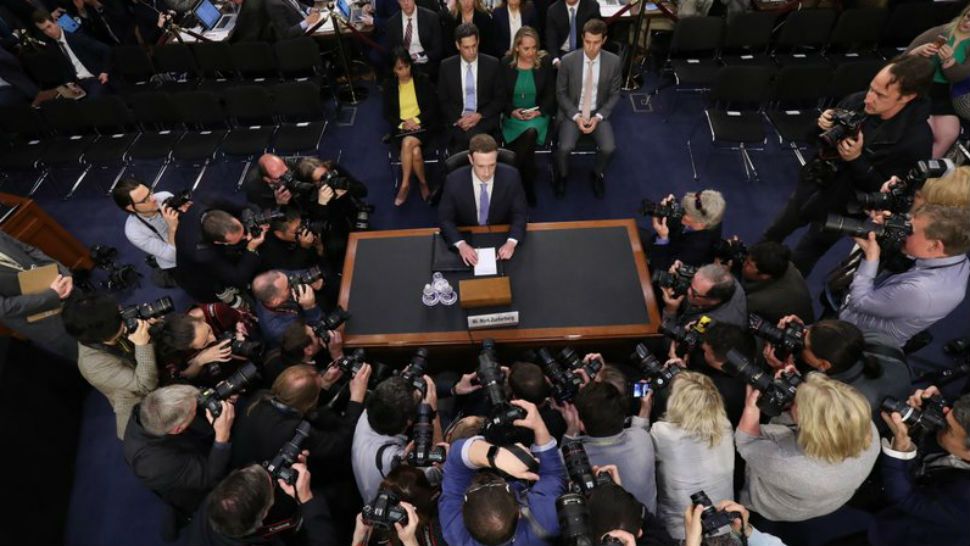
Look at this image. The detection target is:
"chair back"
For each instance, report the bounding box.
[828,8,888,51]
[710,66,773,106]
[230,41,279,80]
[771,64,833,104]
[113,45,155,83]
[775,9,837,50]
[224,85,275,124]
[723,11,778,51]
[274,37,322,78]
[81,95,134,133]
[444,148,517,175]
[272,81,324,119]
[827,60,882,104]
[669,16,725,56]
[172,91,226,127]
[130,91,180,128]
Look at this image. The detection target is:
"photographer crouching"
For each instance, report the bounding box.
[762,55,935,276]
[658,262,747,328]
[642,190,726,275]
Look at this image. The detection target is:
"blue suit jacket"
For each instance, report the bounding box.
[438,162,528,247]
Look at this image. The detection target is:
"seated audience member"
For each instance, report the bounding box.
[292,156,370,265]
[353,465,447,546]
[438,23,503,151]
[438,133,527,266]
[123,385,235,519]
[492,0,536,57]
[383,46,439,206]
[111,178,186,287]
[151,306,257,386]
[442,0,496,58]
[586,480,677,546]
[554,19,620,199]
[63,294,158,439]
[385,0,443,77]
[508,361,567,442]
[645,190,726,275]
[174,206,267,304]
[661,263,747,327]
[499,26,554,206]
[736,373,880,522]
[185,463,334,545]
[32,9,110,97]
[261,319,344,385]
[352,375,442,503]
[698,322,756,426]
[64,0,132,45]
[838,204,970,348]
[266,0,322,40]
[682,499,786,546]
[251,270,324,345]
[545,0,600,65]
[566,381,657,513]
[439,399,565,546]
[872,385,970,546]
[0,46,42,106]
[650,372,734,539]
[742,241,814,324]
[229,0,272,42]
[242,154,300,210]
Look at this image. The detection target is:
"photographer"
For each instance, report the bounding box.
[587,482,677,546]
[871,386,970,546]
[257,207,326,271]
[439,399,565,546]
[352,375,443,504]
[736,373,879,522]
[293,157,371,266]
[661,262,747,328]
[251,270,325,346]
[762,55,934,276]
[698,322,758,426]
[508,361,567,443]
[262,318,344,386]
[838,204,970,349]
[645,190,726,275]
[353,465,446,546]
[152,305,257,387]
[64,294,158,439]
[682,500,785,546]
[741,241,814,325]
[123,385,235,524]
[563,381,657,513]
[242,153,301,209]
[650,372,734,539]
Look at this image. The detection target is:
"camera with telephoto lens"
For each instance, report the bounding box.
[334,348,368,377]
[558,346,583,370]
[241,209,287,237]
[822,214,912,252]
[748,315,805,360]
[690,490,742,537]
[287,266,323,288]
[217,331,264,360]
[90,245,141,292]
[854,158,955,214]
[300,217,327,239]
[263,420,311,485]
[652,264,697,298]
[819,109,867,149]
[639,198,685,222]
[321,169,352,192]
[309,306,351,346]
[121,296,175,331]
[479,339,527,444]
[350,196,375,231]
[631,343,680,391]
[537,347,583,403]
[162,189,191,211]
[723,350,802,417]
[198,362,260,417]
[557,493,620,546]
[713,238,748,266]
[406,402,445,467]
[362,489,409,530]
[562,440,613,496]
[400,347,429,398]
[880,395,947,433]
[275,171,317,195]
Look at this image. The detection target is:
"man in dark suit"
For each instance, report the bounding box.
[437,22,503,151]
[545,0,600,65]
[32,9,111,97]
[438,134,527,266]
[385,0,442,77]
[742,241,815,325]
[265,0,321,40]
[0,45,39,105]
[229,0,271,42]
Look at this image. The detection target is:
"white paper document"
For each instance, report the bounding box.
[474,247,498,276]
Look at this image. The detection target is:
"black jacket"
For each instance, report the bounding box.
[47,29,111,84]
[491,4,537,57]
[265,0,309,40]
[385,7,443,67]
[743,262,815,325]
[442,9,497,57]
[646,223,722,276]
[438,163,528,246]
[498,53,557,118]
[383,71,440,132]
[230,0,271,42]
[184,490,335,546]
[437,53,504,125]
[545,0,601,60]
[122,407,232,516]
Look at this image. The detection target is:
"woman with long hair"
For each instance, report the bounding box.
[444,0,496,56]
[492,0,536,56]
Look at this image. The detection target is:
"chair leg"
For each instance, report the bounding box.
[789,142,806,167]
[740,144,760,182]
[687,138,700,181]
[108,163,129,195]
[237,158,252,191]
[190,158,211,193]
[29,168,50,196]
[151,159,171,190]
[65,164,93,200]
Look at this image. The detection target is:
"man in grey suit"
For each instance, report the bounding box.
[0,231,76,362]
[554,18,620,199]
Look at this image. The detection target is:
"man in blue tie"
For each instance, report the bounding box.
[438,134,528,266]
[437,23,503,151]
[546,0,601,66]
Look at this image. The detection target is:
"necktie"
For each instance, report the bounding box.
[57,41,78,78]
[581,59,594,120]
[478,183,489,225]
[568,7,576,51]
[403,17,413,50]
[464,62,476,113]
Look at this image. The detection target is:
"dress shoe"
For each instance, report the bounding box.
[394,184,410,206]
[590,172,605,199]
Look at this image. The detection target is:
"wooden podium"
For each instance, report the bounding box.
[0,193,93,270]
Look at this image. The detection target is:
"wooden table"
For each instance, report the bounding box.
[337,219,660,350]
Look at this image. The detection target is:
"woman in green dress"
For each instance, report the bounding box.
[499,26,555,206]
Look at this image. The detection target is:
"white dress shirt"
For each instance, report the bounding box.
[574,52,602,120]
[402,9,427,62]
[507,8,521,51]
[56,32,95,80]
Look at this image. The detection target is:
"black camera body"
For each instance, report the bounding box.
[881,395,947,433]
[334,348,368,377]
[562,440,613,496]
[362,489,409,530]
[713,238,748,266]
[652,265,696,298]
[537,347,583,403]
[557,493,619,546]
[748,315,805,360]
[263,420,311,485]
[287,265,323,288]
[275,171,318,196]
[162,189,192,211]
[198,362,259,417]
[723,350,802,417]
[479,339,527,444]
[820,109,866,148]
[690,490,741,537]
[400,347,429,398]
[855,185,913,215]
[321,169,352,192]
[241,209,286,237]
[91,244,141,292]
[823,214,912,252]
[217,331,264,360]
[309,306,351,345]
[639,198,686,222]
[658,316,709,357]
[121,296,175,331]
[631,343,680,391]
[406,402,445,467]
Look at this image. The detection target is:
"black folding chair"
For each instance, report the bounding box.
[222,85,277,168]
[721,11,778,66]
[0,105,51,195]
[112,44,157,94]
[764,64,833,166]
[69,95,140,198]
[271,81,328,155]
[20,47,69,89]
[826,60,882,106]
[443,148,517,175]
[878,3,937,60]
[37,100,99,198]
[126,91,185,191]
[230,41,279,85]
[826,8,889,64]
[171,91,228,192]
[153,43,201,91]
[772,8,837,66]
[657,16,725,117]
[274,37,323,82]
[192,41,237,92]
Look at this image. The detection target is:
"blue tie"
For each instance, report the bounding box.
[478,183,489,225]
[568,7,576,51]
[464,62,477,113]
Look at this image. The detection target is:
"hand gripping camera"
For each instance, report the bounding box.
[562,440,613,496]
[400,347,429,398]
[537,347,583,403]
[822,214,913,252]
[263,420,312,485]
[274,171,318,196]
[309,306,352,345]
[406,402,445,467]
[659,315,711,357]
[162,189,192,211]
[723,350,802,417]
[362,489,409,530]
[121,297,175,331]
[639,198,686,222]
[819,109,867,149]
[652,264,697,298]
[855,159,954,213]
[198,362,260,417]
[690,490,742,537]
[241,209,286,237]
[748,315,805,360]
[881,395,947,434]
[217,331,264,360]
[334,348,368,377]
[631,343,680,392]
[557,493,621,546]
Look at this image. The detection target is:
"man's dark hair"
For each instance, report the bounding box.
[271,206,301,233]
[151,313,201,362]
[201,210,241,243]
[575,382,625,437]
[280,319,311,364]
[31,9,53,25]
[207,465,274,538]
[886,54,934,98]
[748,241,791,279]
[110,178,143,211]
[588,484,643,540]
[697,264,736,303]
[582,18,607,37]
[463,473,518,545]
[509,361,549,403]
[469,133,498,156]
[703,322,756,363]
[808,320,880,378]
[951,394,970,450]
[63,293,123,345]
[454,22,479,43]
[367,376,418,435]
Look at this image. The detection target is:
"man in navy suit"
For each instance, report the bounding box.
[438,134,527,266]
[32,9,111,97]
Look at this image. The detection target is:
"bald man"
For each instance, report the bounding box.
[242,153,300,210]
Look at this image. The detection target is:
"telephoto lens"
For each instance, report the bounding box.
[406,402,445,466]
[556,493,595,546]
[121,296,175,331]
[747,314,805,360]
[631,343,679,391]
[562,440,612,496]
[263,421,312,485]
[880,395,947,433]
[198,362,260,417]
[400,347,429,398]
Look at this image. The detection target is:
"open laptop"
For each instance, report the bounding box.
[336,0,363,23]
[193,0,236,31]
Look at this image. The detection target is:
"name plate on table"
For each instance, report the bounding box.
[459,277,512,308]
[468,311,520,329]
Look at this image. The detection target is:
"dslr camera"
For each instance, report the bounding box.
[819,109,866,149]
[90,245,141,292]
[479,339,527,444]
[287,266,324,288]
[652,264,696,298]
[162,189,191,211]
[855,159,954,213]
[537,347,583,403]
[274,171,318,196]
[713,238,748,266]
[406,402,445,467]
[881,395,947,433]
[198,362,260,417]
[400,347,429,398]
[241,209,286,237]
[557,493,622,546]
[263,420,311,485]
[334,348,368,377]
[690,490,742,537]
[121,296,175,331]
[639,198,685,222]
[217,331,264,360]
[748,315,805,360]
[309,306,352,345]
[631,343,680,392]
[723,349,802,417]
[320,169,352,192]
[362,489,409,530]
[822,214,912,252]
[659,315,711,357]
[562,440,613,496]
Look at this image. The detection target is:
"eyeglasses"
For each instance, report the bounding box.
[130,192,154,207]
[688,284,710,299]
[693,192,708,218]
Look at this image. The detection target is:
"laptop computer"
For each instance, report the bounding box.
[193,0,236,31]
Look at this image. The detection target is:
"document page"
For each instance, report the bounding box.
[474,247,498,276]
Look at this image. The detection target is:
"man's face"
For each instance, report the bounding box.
[127,185,160,215]
[191,320,216,350]
[35,19,62,40]
[741,256,762,282]
[799,329,829,372]
[398,0,415,15]
[261,157,289,186]
[269,275,291,308]
[304,325,324,358]
[686,275,717,308]
[276,218,301,242]
[903,214,945,258]
[583,32,604,60]
[469,150,497,183]
[863,66,915,119]
[937,410,970,461]
[457,35,479,64]
[222,220,247,245]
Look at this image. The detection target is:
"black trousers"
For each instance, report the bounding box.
[762,176,843,277]
[508,128,539,204]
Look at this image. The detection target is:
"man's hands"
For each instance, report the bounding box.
[161,203,180,231]
[206,400,236,443]
[353,513,373,546]
[498,240,516,260]
[458,243,479,266]
[192,338,233,366]
[882,385,941,453]
[246,225,268,252]
[818,109,835,130]
[394,502,421,546]
[554,400,582,436]
[661,261,686,312]
[652,216,669,239]
[49,274,73,300]
[511,398,551,446]
[852,231,881,263]
[318,364,343,390]
[348,362,372,403]
[452,372,482,396]
[127,319,152,346]
[317,185,335,206]
[305,9,322,27]
[98,72,109,85]
[576,115,599,135]
[422,374,439,410]
[278,458,314,503]
[637,388,654,420]
[274,184,293,206]
[297,227,316,249]
[293,284,317,310]
[456,112,483,131]
[837,131,864,162]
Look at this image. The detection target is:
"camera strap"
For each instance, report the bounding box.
[375,441,403,478]
[134,213,166,242]
[487,444,540,476]
[269,397,303,417]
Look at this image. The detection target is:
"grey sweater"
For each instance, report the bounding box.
[736,422,879,522]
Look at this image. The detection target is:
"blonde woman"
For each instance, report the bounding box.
[736,373,880,522]
[650,371,734,539]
